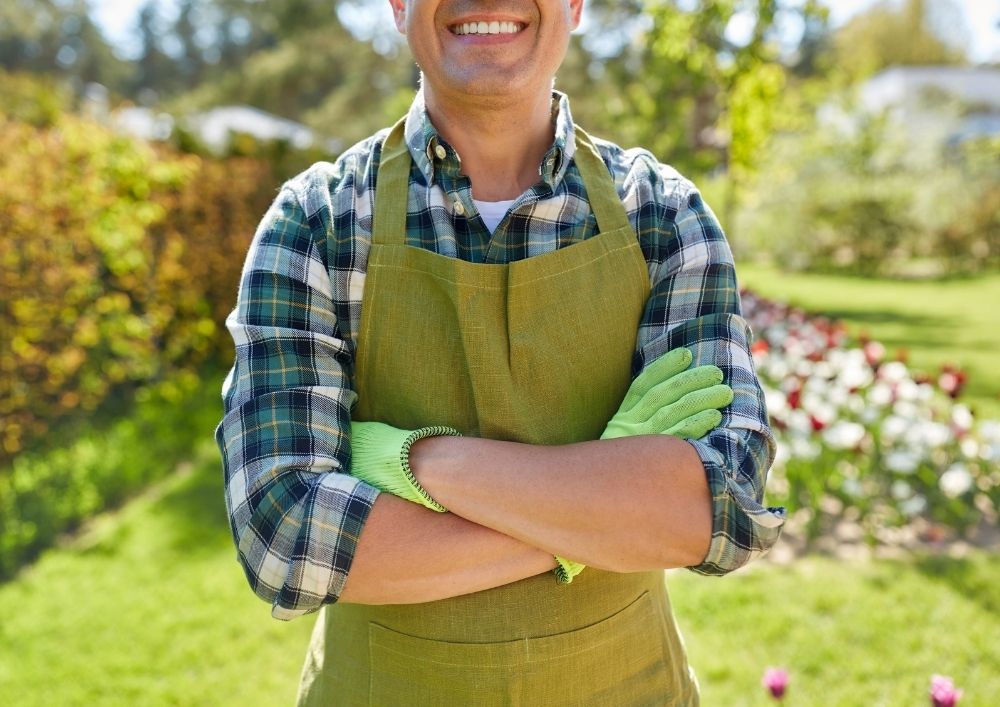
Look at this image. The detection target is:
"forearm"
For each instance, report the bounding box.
[338,492,557,605]
[409,434,713,573]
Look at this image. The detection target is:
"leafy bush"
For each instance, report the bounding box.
[733,105,1000,277]
[0,71,275,459]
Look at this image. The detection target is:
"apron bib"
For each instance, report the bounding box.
[296,118,698,706]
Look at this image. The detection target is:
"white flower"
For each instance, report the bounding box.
[908,421,952,450]
[939,464,974,498]
[787,409,814,435]
[868,382,893,407]
[812,361,834,379]
[900,494,928,516]
[838,356,874,390]
[895,379,920,402]
[893,400,921,420]
[790,436,821,460]
[881,415,909,442]
[960,437,979,459]
[891,480,912,499]
[823,421,866,450]
[764,387,788,418]
[885,449,920,473]
[765,359,790,381]
[794,359,815,378]
[979,421,1000,443]
[772,442,791,470]
[841,478,863,497]
[880,361,909,384]
[860,407,881,424]
[951,405,974,432]
[827,384,850,408]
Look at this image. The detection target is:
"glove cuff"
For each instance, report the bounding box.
[399,425,461,512]
[350,421,460,512]
[554,556,586,584]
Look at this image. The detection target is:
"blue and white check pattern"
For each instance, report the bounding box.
[216,90,785,620]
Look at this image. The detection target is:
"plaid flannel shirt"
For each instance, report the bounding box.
[216,90,786,620]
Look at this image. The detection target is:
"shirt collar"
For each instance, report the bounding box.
[403,89,577,189]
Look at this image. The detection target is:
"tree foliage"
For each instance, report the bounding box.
[832,0,967,80]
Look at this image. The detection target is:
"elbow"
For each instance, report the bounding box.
[687,484,786,576]
[227,485,325,621]
[685,437,786,576]
[232,524,327,621]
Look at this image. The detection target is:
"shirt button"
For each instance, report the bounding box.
[453,199,465,216]
[434,144,447,160]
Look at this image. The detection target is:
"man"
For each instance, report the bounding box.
[216,1,785,703]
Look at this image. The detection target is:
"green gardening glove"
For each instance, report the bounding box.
[601,347,734,441]
[349,420,461,512]
[554,556,586,584]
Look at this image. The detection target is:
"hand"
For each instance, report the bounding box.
[349,420,461,512]
[601,347,733,440]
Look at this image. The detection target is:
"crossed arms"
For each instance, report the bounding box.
[215,173,784,621]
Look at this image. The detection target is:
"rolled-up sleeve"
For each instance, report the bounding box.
[214,185,378,620]
[637,177,785,575]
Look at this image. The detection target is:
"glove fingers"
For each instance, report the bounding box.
[664,409,723,440]
[619,347,692,412]
[646,384,734,431]
[626,365,724,422]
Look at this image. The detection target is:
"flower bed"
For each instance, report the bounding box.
[742,289,1000,542]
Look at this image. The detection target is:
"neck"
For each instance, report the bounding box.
[422,81,555,201]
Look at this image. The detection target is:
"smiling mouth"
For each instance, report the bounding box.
[449,20,525,36]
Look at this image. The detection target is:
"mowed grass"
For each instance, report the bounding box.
[0,441,314,707]
[2,443,999,706]
[736,264,1000,419]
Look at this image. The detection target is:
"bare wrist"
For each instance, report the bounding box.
[408,433,457,499]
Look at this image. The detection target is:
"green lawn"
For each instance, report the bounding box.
[736,264,1000,419]
[1,444,998,706]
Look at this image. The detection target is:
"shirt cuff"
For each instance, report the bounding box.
[686,438,786,575]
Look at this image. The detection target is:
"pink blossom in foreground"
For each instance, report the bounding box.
[762,667,789,700]
[930,674,963,707]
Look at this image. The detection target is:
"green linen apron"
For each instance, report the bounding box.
[296,118,698,706]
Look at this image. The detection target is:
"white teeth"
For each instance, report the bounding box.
[453,20,521,35]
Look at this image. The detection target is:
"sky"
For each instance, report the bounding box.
[88,0,1000,64]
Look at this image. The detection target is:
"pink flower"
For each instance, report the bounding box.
[930,674,963,707]
[762,667,789,700]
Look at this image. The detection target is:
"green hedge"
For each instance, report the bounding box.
[0,71,275,460]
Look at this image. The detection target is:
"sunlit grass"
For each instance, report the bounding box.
[670,553,1000,705]
[1,445,998,705]
[736,264,1000,419]
[0,442,312,707]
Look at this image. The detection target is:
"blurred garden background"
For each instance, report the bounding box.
[1,0,999,704]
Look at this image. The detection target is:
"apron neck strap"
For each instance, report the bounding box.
[372,118,632,245]
[572,125,632,235]
[373,116,411,246]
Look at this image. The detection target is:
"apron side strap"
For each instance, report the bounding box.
[573,125,633,236]
[373,116,412,246]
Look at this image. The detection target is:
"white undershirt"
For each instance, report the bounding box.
[473,198,517,234]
